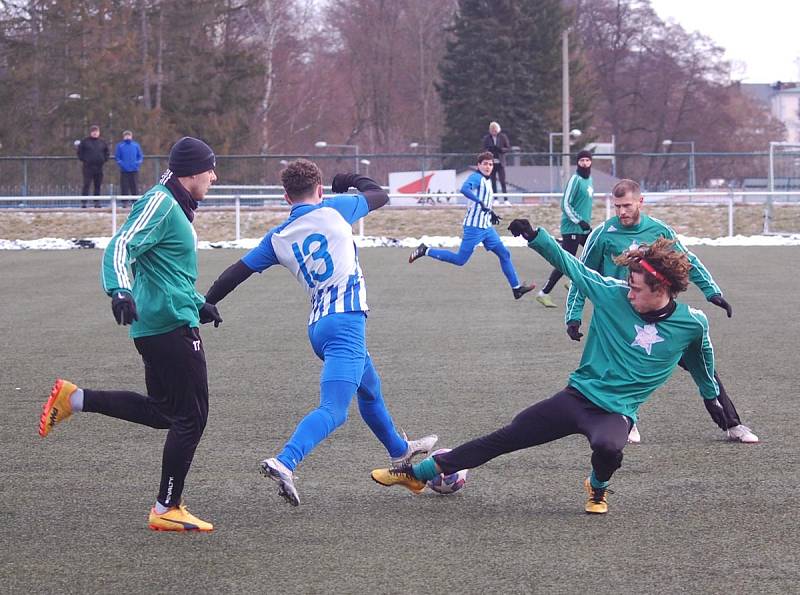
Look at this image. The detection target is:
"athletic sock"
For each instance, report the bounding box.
[590,470,610,490]
[411,457,438,481]
[154,501,170,514]
[69,388,84,412]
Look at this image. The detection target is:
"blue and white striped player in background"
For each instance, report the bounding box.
[408,151,536,300]
[204,159,437,506]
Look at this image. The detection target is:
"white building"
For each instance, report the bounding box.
[742,82,800,143]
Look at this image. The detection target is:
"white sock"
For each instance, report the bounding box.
[154,501,170,514]
[69,388,84,412]
[538,289,545,296]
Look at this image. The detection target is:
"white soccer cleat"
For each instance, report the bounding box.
[627,424,641,444]
[391,433,438,465]
[259,457,300,506]
[726,424,759,443]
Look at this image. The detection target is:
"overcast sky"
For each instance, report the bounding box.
[648,0,800,83]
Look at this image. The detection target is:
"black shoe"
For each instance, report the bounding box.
[513,282,536,300]
[408,243,429,264]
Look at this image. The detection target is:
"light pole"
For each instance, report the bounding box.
[315,141,359,174]
[548,129,581,192]
[662,139,696,190]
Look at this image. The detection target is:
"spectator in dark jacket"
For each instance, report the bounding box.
[482,121,511,201]
[115,130,144,207]
[77,125,109,207]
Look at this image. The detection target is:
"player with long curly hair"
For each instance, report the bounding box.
[372,222,726,515]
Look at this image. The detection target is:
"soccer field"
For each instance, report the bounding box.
[2,247,797,594]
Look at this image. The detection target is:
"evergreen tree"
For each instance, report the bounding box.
[438,0,591,153]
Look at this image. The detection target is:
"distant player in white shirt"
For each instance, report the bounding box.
[204,159,437,506]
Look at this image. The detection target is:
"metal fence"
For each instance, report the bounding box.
[2,150,799,197]
[2,190,798,239]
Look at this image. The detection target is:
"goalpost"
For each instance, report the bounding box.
[766,142,800,234]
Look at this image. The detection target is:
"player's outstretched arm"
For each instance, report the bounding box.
[509,219,625,304]
[661,225,722,299]
[331,173,388,211]
[565,225,605,327]
[205,260,255,305]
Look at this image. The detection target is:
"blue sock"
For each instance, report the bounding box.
[411,457,438,481]
[590,470,610,490]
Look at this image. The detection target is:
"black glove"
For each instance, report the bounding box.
[331,173,381,193]
[111,291,138,325]
[331,173,357,193]
[508,219,538,241]
[199,302,222,327]
[708,295,732,318]
[489,210,502,225]
[579,220,591,232]
[704,398,727,430]
[566,321,583,342]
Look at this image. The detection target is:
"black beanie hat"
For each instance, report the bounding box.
[576,150,593,164]
[168,136,216,177]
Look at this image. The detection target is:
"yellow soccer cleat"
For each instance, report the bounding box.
[584,477,609,514]
[148,503,213,532]
[39,379,77,437]
[536,293,557,308]
[371,466,426,494]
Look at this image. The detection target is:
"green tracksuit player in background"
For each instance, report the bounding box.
[537,150,594,308]
[564,179,758,445]
[372,220,727,515]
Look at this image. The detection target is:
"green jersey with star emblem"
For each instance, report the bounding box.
[529,228,718,422]
[560,173,593,235]
[565,213,721,324]
[101,184,205,338]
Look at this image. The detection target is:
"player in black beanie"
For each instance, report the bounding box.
[168,136,216,177]
[536,149,594,308]
[576,149,592,179]
[39,135,221,532]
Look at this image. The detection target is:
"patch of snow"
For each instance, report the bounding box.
[2,233,800,251]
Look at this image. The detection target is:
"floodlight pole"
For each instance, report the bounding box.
[561,29,571,186]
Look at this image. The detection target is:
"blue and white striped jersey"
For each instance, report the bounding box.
[242,194,369,325]
[461,171,494,228]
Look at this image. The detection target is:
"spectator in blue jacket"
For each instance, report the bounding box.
[115,130,144,206]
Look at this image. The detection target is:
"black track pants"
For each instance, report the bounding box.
[83,325,209,507]
[435,387,631,483]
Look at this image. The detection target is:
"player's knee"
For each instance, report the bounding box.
[493,245,511,260]
[322,403,349,428]
[591,439,623,463]
[174,414,207,443]
[454,251,473,265]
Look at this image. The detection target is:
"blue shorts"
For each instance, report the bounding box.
[307,311,368,385]
[461,225,505,252]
